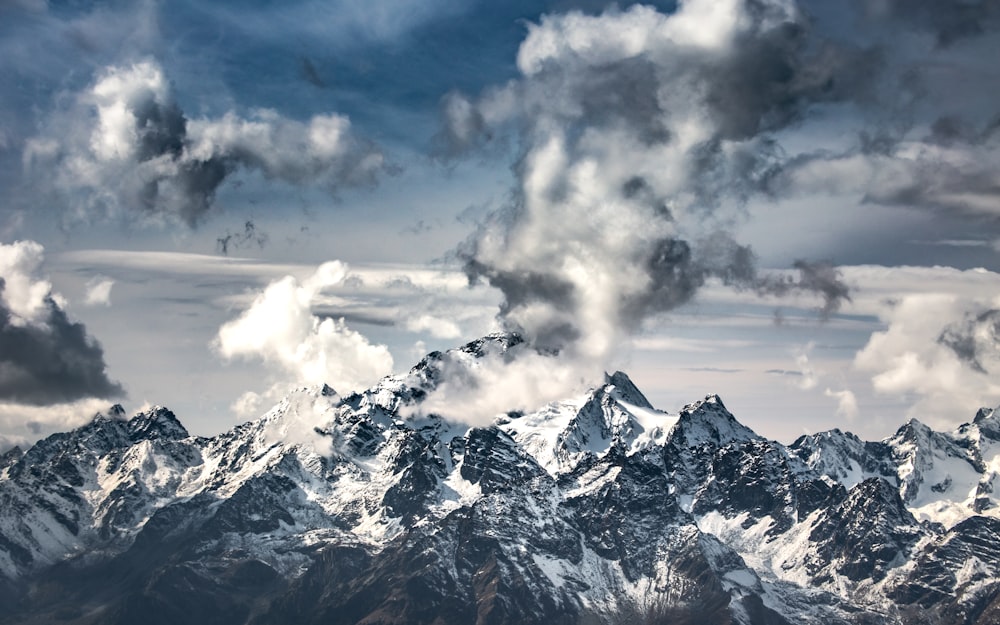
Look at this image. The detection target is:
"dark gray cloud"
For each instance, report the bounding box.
[0,284,123,406]
[862,138,1000,217]
[300,57,327,89]
[702,22,880,141]
[939,309,1000,373]
[862,0,1000,47]
[754,260,853,319]
[761,2,1000,221]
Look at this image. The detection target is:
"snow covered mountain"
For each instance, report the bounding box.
[3,334,1000,624]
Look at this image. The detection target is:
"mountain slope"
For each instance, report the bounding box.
[2,334,1000,624]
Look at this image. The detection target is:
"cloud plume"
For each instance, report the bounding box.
[415,1,860,422]
[0,241,123,405]
[25,60,386,227]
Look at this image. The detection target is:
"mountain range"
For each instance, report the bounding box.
[2,334,1000,624]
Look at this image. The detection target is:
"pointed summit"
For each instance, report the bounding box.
[971,406,1000,440]
[128,406,189,442]
[974,407,995,424]
[458,332,524,357]
[604,371,652,409]
[671,394,758,448]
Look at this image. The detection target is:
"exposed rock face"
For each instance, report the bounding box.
[3,335,1000,624]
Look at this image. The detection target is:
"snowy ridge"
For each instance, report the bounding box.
[793,407,1000,528]
[2,335,1000,624]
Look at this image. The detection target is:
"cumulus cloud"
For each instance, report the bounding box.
[215,260,394,396]
[0,241,123,405]
[854,293,1000,424]
[417,1,859,421]
[25,60,386,227]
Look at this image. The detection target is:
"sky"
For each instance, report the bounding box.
[1,0,1000,449]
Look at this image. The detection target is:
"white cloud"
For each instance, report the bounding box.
[261,392,336,456]
[0,240,53,326]
[215,260,394,396]
[402,340,599,427]
[794,343,819,390]
[83,276,114,307]
[230,390,266,420]
[404,314,462,339]
[854,292,1000,426]
[824,388,859,420]
[0,397,115,442]
[26,60,385,227]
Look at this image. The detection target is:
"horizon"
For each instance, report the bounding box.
[3,329,997,454]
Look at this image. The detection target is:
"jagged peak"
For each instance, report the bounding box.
[970,405,1000,440]
[682,393,726,412]
[457,332,524,357]
[841,477,913,516]
[91,403,127,423]
[128,406,189,441]
[396,333,526,387]
[0,445,23,470]
[673,394,758,446]
[602,371,652,409]
[680,394,730,417]
[971,406,1000,434]
[890,417,933,444]
[253,385,344,423]
[817,427,858,440]
[791,427,865,451]
[275,384,342,402]
[974,407,995,424]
